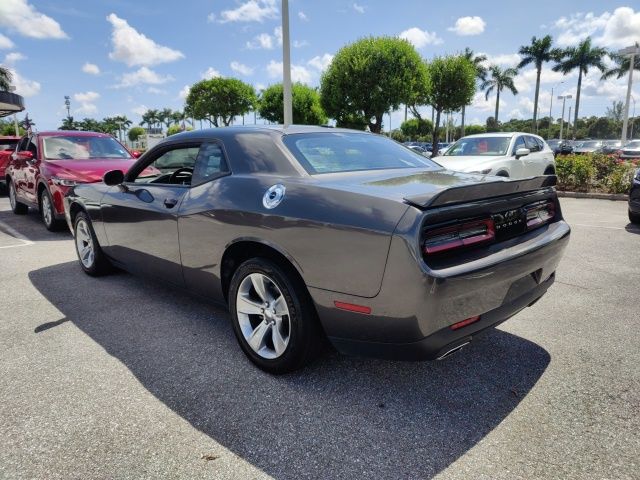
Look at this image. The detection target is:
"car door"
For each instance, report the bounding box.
[12,135,39,205]
[509,135,527,178]
[100,141,202,284]
[523,136,546,176]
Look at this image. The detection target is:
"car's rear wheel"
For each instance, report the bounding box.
[73,211,112,276]
[8,180,28,215]
[544,166,556,175]
[229,257,322,373]
[40,189,64,231]
[629,209,640,225]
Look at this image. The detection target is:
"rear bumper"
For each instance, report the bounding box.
[310,219,570,360]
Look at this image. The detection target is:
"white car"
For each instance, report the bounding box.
[435,132,556,179]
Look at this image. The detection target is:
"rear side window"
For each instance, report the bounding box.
[283,132,435,174]
[0,139,18,150]
[191,143,229,185]
[525,136,541,152]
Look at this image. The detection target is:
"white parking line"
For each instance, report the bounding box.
[0,220,34,248]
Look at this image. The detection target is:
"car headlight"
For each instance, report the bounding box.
[470,168,492,175]
[51,177,81,187]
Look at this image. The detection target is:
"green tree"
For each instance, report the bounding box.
[128,126,146,142]
[605,101,624,122]
[464,124,486,135]
[481,65,518,124]
[0,66,12,91]
[460,48,487,136]
[185,77,256,127]
[517,35,558,132]
[553,37,607,132]
[160,108,173,130]
[601,44,640,81]
[59,116,77,130]
[320,36,428,133]
[258,83,327,125]
[400,118,433,139]
[426,55,476,154]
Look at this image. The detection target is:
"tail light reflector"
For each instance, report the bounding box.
[334,301,371,315]
[424,218,495,255]
[450,315,481,330]
[525,201,556,229]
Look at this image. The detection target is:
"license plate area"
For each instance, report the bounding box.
[492,207,526,241]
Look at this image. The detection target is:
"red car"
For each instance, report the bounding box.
[6,131,140,231]
[0,135,20,190]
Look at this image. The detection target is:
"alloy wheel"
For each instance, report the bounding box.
[41,193,53,227]
[236,273,291,359]
[9,182,16,210]
[75,219,95,268]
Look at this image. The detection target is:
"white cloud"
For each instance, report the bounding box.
[514,66,573,92]
[399,27,443,48]
[7,68,40,97]
[307,53,333,72]
[471,91,507,113]
[267,60,312,84]
[274,26,282,46]
[201,67,221,79]
[507,109,524,120]
[82,62,100,75]
[480,52,521,67]
[73,91,100,115]
[218,0,278,23]
[132,105,148,116]
[178,85,190,100]
[3,52,25,65]
[107,13,184,67]
[116,67,173,88]
[207,13,216,23]
[246,26,282,50]
[596,7,640,47]
[0,0,67,39]
[448,16,486,36]
[231,61,254,76]
[553,11,610,47]
[0,34,14,49]
[353,3,365,14]
[298,11,308,21]
[293,40,309,48]
[147,87,166,94]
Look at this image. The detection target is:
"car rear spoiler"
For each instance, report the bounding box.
[404,175,557,208]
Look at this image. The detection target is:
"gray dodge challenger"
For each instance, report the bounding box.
[64,125,570,373]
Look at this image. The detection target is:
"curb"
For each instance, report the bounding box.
[557,191,628,201]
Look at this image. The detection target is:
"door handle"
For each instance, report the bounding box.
[163,198,178,208]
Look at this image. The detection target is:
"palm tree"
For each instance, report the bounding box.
[480,65,518,123]
[517,35,558,132]
[460,48,487,136]
[160,108,173,130]
[0,66,12,91]
[553,37,607,132]
[601,43,640,80]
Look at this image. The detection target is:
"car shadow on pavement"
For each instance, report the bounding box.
[625,223,640,235]
[30,261,550,480]
[0,209,71,242]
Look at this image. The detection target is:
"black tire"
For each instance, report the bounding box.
[629,209,640,225]
[8,180,28,215]
[496,171,509,177]
[544,166,556,175]
[229,257,323,374]
[39,189,65,231]
[73,211,112,276]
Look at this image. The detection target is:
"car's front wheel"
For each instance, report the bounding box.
[40,189,64,231]
[73,211,112,276]
[8,180,28,215]
[229,257,322,373]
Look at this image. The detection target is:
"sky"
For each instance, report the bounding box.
[0,0,639,131]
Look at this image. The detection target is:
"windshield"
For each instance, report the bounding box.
[43,135,131,160]
[0,139,18,150]
[443,137,510,156]
[282,133,436,174]
[580,141,601,148]
[625,141,640,149]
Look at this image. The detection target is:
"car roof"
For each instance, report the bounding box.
[36,130,114,138]
[460,132,541,139]
[170,124,372,141]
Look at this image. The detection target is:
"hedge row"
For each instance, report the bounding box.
[555,154,638,194]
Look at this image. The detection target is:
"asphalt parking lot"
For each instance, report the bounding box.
[0,196,638,480]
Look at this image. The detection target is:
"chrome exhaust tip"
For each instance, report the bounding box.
[436,341,471,360]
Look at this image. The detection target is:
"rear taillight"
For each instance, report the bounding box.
[424,218,495,255]
[525,200,555,230]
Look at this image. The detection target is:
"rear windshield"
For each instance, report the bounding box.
[43,135,131,160]
[282,132,435,174]
[443,137,510,156]
[625,141,640,148]
[0,139,18,150]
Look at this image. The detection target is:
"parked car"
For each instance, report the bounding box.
[598,140,622,155]
[629,168,640,224]
[6,131,139,231]
[573,140,604,154]
[408,145,431,157]
[619,140,640,160]
[435,132,556,178]
[65,125,570,373]
[0,135,20,191]
[546,139,574,156]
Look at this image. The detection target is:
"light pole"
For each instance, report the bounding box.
[64,95,71,119]
[281,0,292,127]
[548,81,564,139]
[567,106,572,139]
[558,94,572,141]
[8,86,19,136]
[631,95,636,140]
[619,44,640,145]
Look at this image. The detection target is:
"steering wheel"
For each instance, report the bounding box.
[168,167,193,184]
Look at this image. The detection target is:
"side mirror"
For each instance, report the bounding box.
[17,150,34,160]
[131,150,142,159]
[515,147,530,158]
[103,169,125,186]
